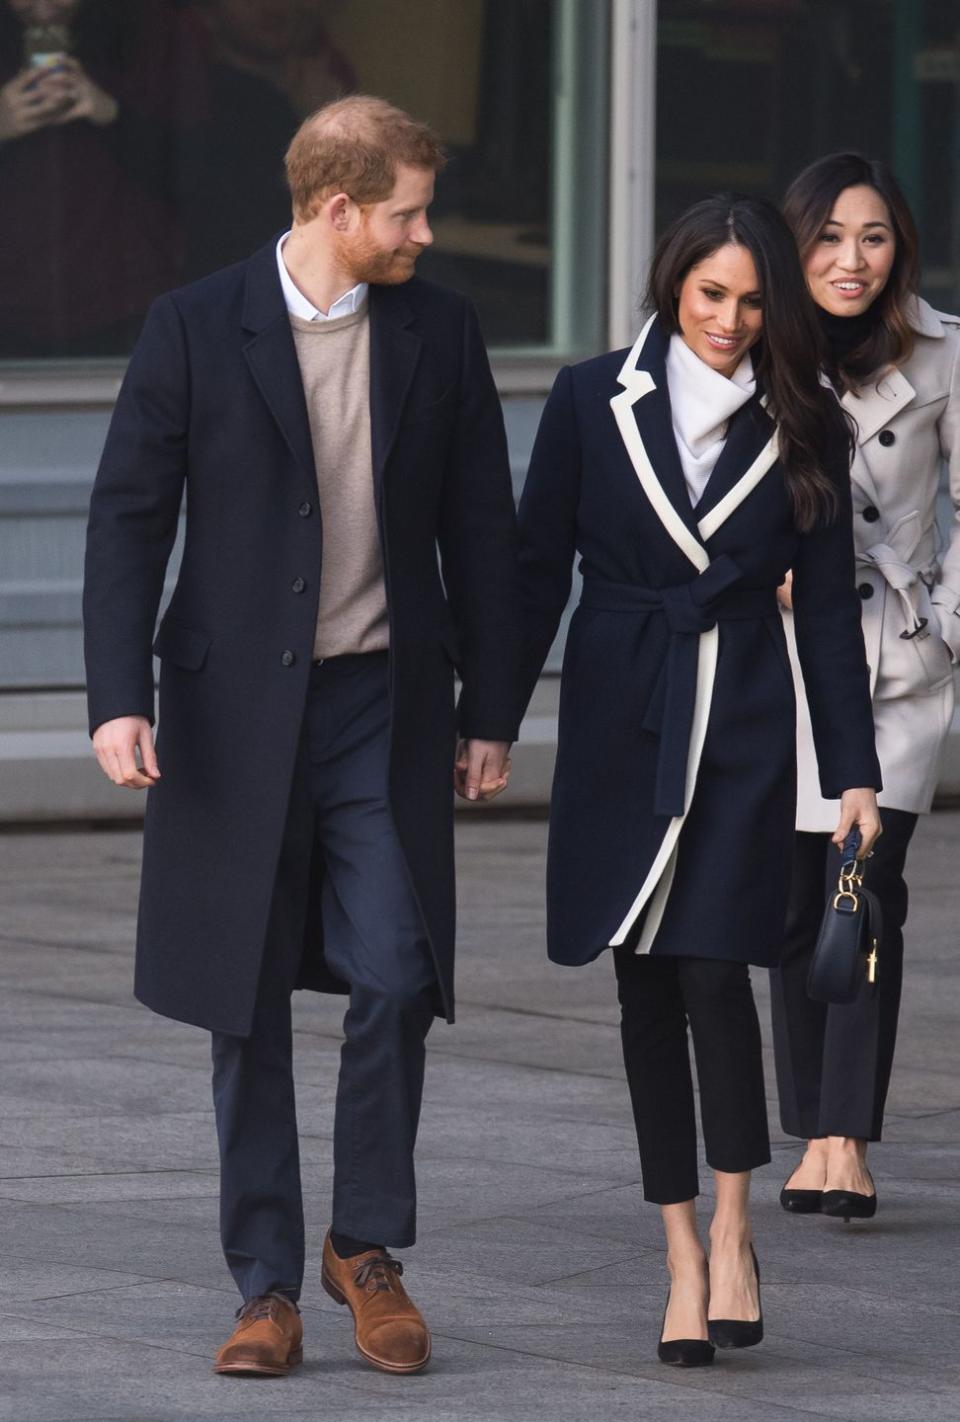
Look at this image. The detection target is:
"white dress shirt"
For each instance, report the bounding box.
[276,232,368,321]
[666,333,756,506]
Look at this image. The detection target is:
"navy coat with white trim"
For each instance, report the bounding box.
[518,316,881,969]
[83,241,522,1036]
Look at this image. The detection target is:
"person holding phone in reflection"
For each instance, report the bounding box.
[517,194,881,1367]
[773,153,960,1222]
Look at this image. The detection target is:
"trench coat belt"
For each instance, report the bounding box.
[581,559,777,817]
[857,541,932,640]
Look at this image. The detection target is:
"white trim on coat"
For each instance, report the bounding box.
[607,322,779,952]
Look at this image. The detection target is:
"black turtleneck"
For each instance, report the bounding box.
[817,303,883,372]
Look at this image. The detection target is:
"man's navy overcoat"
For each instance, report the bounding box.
[84,241,522,1036]
[518,316,881,969]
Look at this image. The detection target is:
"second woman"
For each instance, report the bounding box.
[772,152,960,1221]
[517,195,882,1366]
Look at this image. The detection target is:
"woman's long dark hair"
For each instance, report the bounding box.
[783,152,920,389]
[646,193,846,532]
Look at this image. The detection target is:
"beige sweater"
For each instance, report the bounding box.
[289,304,389,660]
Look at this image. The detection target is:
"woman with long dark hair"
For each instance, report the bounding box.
[773,153,960,1221]
[517,194,882,1365]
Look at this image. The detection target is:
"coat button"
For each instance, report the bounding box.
[858,583,874,600]
[298,500,312,517]
[291,576,306,593]
[281,650,296,666]
[878,429,895,446]
[862,505,880,522]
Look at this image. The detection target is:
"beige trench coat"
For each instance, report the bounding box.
[784,297,960,829]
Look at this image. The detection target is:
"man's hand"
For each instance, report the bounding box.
[454,739,511,802]
[92,716,160,790]
[832,787,881,857]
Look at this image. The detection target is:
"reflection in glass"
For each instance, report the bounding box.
[657,0,960,313]
[0,0,608,364]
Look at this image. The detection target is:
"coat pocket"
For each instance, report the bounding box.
[153,617,212,671]
[765,615,796,695]
[402,385,457,428]
[437,609,461,667]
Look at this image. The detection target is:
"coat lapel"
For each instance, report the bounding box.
[693,397,774,525]
[241,240,317,488]
[842,366,916,446]
[369,284,423,504]
[611,318,781,564]
[610,315,708,572]
[842,368,915,511]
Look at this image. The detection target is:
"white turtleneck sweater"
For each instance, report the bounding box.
[665,334,756,506]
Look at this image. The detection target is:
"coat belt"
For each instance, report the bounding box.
[581,559,777,817]
[857,542,932,641]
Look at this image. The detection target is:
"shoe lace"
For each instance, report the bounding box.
[354,1253,404,1292]
[235,1292,298,1322]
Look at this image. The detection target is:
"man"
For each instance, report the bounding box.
[83,95,521,1378]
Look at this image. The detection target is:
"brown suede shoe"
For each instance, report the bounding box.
[321,1231,431,1374]
[213,1292,303,1376]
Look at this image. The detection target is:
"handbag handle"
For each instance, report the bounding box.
[835,828,864,911]
[840,828,862,866]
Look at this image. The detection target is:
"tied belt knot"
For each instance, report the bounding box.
[658,581,719,637]
[857,508,937,641]
[581,556,776,818]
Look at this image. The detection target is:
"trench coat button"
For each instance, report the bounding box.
[862,505,880,522]
[291,576,306,593]
[298,500,313,517]
[878,429,895,447]
[281,650,296,666]
[858,583,874,600]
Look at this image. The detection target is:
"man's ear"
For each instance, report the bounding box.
[329,192,353,231]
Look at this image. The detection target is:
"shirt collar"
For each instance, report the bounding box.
[276,232,368,322]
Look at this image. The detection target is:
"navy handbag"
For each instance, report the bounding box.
[807,830,884,1005]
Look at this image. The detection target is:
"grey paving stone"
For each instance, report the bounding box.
[0,1262,154,1304]
[0,1170,219,1206]
[1,813,959,1422]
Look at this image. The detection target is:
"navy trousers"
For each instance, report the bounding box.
[211,654,438,1303]
[770,806,917,1142]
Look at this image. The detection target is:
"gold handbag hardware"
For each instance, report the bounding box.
[833,856,864,912]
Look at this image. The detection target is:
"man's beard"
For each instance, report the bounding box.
[337,229,422,286]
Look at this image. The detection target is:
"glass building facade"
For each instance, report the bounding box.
[0,0,608,365]
[0,0,958,807]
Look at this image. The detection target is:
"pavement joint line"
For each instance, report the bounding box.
[450,1000,619,1027]
[3,1316,219,1360]
[434,1325,954,1393]
[0,1169,218,1183]
[409,1151,638,1180]
[424,1330,891,1416]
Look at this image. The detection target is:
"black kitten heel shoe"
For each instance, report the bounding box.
[657,1290,715,1367]
[779,1182,823,1214]
[820,1186,877,1222]
[708,1246,763,1350]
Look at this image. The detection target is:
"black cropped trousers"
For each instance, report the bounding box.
[769,807,917,1142]
[614,951,771,1204]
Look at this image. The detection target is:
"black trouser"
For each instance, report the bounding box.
[210,654,438,1303]
[614,951,771,1205]
[769,807,917,1143]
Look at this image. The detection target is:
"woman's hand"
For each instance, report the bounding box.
[777,569,793,611]
[49,58,119,127]
[832,788,881,857]
[453,739,512,802]
[0,67,72,143]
